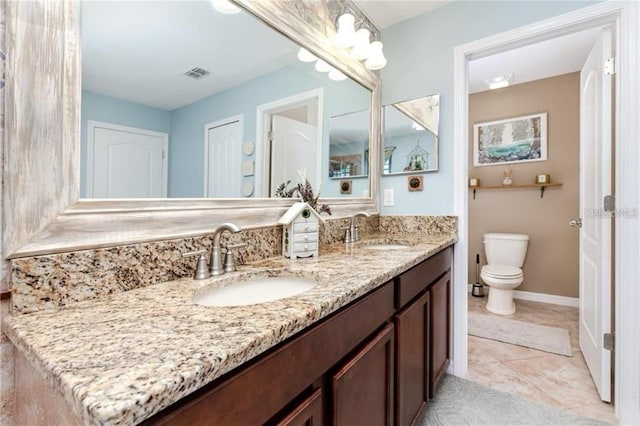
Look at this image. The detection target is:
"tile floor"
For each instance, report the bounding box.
[467,294,617,424]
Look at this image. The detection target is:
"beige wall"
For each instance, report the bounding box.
[468,73,579,298]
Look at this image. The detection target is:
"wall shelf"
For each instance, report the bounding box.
[469,182,563,199]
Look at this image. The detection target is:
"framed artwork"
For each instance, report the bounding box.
[473,112,547,167]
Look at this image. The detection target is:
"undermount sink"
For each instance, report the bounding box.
[193,276,316,307]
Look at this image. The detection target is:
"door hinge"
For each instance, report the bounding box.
[604,57,616,75]
[162,150,166,159]
[604,333,615,351]
[604,195,615,212]
[268,130,274,142]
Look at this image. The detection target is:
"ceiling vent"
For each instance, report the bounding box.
[184,67,211,79]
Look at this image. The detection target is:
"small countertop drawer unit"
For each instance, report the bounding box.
[278,202,324,259]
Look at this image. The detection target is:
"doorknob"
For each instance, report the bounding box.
[569,218,583,227]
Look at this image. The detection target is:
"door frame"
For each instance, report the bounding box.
[203,114,243,197]
[86,120,169,198]
[451,2,640,423]
[255,88,323,197]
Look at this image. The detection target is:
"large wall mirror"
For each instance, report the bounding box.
[4,0,380,257]
[382,94,440,175]
[81,1,371,199]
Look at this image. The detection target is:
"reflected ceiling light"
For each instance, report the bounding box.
[487,74,513,90]
[335,13,357,48]
[297,47,317,63]
[329,69,348,81]
[365,41,387,70]
[211,0,241,14]
[411,121,424,131]
[315,59,332,73]
[350,29,371,61]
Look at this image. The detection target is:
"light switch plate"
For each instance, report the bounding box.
[383,189,394,206]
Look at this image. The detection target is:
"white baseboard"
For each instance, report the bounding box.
[467,283,579,307]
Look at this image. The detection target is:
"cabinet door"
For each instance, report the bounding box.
[395,291,430,426]
[276,388,323,426]
[332,324,394,426]
[429,271,451,397]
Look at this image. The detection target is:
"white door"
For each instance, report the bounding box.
[205,117,242,197]
[270,115,318,196]
[578,27,613,402]
[87,121,168,198]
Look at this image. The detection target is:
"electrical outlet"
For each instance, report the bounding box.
[383,189,394,206]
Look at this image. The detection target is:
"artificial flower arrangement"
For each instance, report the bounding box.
[275,169,332,215]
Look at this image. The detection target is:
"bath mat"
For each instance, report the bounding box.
[468,313,573,357]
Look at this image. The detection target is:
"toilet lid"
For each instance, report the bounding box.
[482,264,522,279]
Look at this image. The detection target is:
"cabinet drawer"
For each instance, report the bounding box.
[395,247,451,309]
[293,232,317,243]
[293,222,318,232]
[293,242,317,253]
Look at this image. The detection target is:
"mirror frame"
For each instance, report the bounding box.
[4,0,381,258]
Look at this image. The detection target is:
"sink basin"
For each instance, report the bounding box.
[193,276,316,307]
[362,242,411,250]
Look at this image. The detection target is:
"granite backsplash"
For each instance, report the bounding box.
[9,215,456,315]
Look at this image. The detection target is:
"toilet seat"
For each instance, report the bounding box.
[481,264,522,279]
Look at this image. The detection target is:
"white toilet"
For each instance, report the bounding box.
[480,233,529,315]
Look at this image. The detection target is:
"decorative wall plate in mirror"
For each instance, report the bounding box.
[382,94,440,175]
[4,0,381,258]
[80,0,370,199]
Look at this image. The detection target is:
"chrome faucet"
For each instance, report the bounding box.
[345,211,371,243]
[210,223,241,276]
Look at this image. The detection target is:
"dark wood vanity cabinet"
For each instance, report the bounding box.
[394,247,452,425]
[429,270,451,398]
[146,246,452,426]
[332,324,395,426]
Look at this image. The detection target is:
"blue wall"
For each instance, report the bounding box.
[80,91,171,197]
[169,61,369,198]
[379,0,598,214]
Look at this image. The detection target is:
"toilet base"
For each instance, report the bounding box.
[485,287,516,315]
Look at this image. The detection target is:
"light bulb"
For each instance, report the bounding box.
[297,48,317,63]
[211,0,241,14]
[365,41,387,70]
[329,69,347,81]
[335,13,356,48]
[315,59,332,73]
[350,29,371,61]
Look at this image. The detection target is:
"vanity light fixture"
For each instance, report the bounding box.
[297,48,317,63]
[487,74,513,90]
[329,69,348,81]
[350,28,371,61]
[335,13,357,48]
[210,0,241,14]
[365,41,387,70]
[315,59,333,73]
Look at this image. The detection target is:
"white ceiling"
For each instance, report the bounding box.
[468,27,601,94]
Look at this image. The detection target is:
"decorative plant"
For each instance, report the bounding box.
[275,170,332,215]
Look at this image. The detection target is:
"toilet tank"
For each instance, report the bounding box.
[483,233,529,267]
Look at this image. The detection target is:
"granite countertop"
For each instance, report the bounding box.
[3,233,456,425]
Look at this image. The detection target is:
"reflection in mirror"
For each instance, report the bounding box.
[382,94,440,175]
[327,109,370,198]
[329,110,369,177]
[80,0,371,199]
